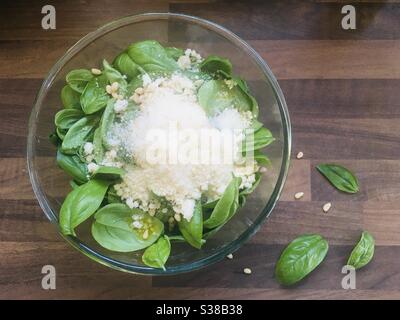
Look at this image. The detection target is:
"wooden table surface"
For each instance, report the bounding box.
[1,0,400,299]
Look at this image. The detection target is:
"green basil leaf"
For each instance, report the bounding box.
[347,231,375,270]
[92,203,163,252]
[66,69,94,93]
[61,85,81,109]
[238,194,247,208]
[92,127,104,163]
[127,40,178,73]
[113,53,140,81]
[56,149,88,184]
[55,109,84,130]
[59,179,110,235]
[107,185,122,204]
[91,166,125,181]
[242,127,275,153]
[102,59,128,93]
[100,99,116,149]
[61,115,99,154]
[198,80,253,116]
[49,131,61,147]
[178,201,203,249]
[142,236,171,270]
[200,55,232,78]
[80,75,109,114]
[254,150,272,166]
[275,234,329,286]
[316,164,359,194]
[165,46,184,61]
[56,127,67,140]
[204,176,240,229]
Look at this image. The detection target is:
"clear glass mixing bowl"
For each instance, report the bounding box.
[27,13,291,275]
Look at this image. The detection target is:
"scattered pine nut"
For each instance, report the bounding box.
[323,202,332,213]
[226,254,233,260]
[91,68,102,75]
[296,151,304,159]
[243,268,252,275]
[294,192,304,200]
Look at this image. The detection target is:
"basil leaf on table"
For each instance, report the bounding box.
[54,109,84,130]
[165,46,184,60]
[198,80,254,116]
[347,231,375,270]
[61,115,98,154]
[316,164,359,194]
[203,176,240,229]
[178,201,203,249]
[59,179,110,235]
[66,69,94,93]
[92,203,164,252]
[91,166,125,181]
[61,85,81,109]
[56,149,88,184]
[200,55,232,78]
[80,75,109,114]
[142,236,171,270]
[275,234,329,286]
[113,53,140,81]
[127,40,178,73]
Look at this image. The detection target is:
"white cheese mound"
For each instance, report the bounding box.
[111,73,258,221]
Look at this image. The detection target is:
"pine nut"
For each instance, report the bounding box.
[294,192,304,200]
[323,202,332,213]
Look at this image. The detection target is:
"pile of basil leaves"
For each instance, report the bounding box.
[50,40,274,269]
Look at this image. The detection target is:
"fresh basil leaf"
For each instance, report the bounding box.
[49,131,61,147]
[61,85,81,109]
[59,179,110,235]
[80,74,109,114]
[91,166,125,181]
[316,164,359,194]
[347,231,374,270]
[178,201,203,249]
[92,203,163,252]
[66,69,94,93]
[113,53,140,81]
[238,194,247,207]
[61,115,99,154]
[92,127,104,163]
[103,59,128,94]
[198,80,253,116]
[56,149,88,184]
[56,127,67,140]
[127,40,178,73]
[203,176,240,229]
[165,46,184,61]
[275,234,329,286]
[254,150,272,166]
[142,236,171,270]
[200,55,232,78]
[100,99,116,149]
[242,127,275,153]
[55,109,84,130]
[107,185,122,204]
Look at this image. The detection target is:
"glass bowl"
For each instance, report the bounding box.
[27,13,291,275]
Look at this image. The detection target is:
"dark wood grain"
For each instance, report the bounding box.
[1,0,400,300]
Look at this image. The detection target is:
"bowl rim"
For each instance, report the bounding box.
[27,12,291,275]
